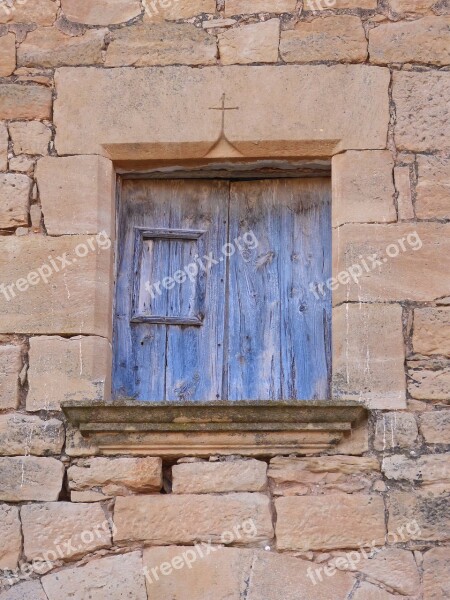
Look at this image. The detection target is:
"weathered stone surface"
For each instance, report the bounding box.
[0,122,7,171]
[27,336,111,411]
[114,493,273,545]
[413,308,450,356]
[0,345,21,410]
[21,502,111,562]
[18,28,105,68]
[416,155,450,219]
[0,33,15,77]
[0,236,113,336]
[332,303,405,408]
[0,505,21,570]
[0,84,52,120]
[225,0,296,13]
[382,454,449,488]
[36,155,115,236]
[394,166,414,220]
[332,150,396,226]
[369,17,450,66]
[0,173,30,229]
[389,0,435,12]
[68,457,162,494]
[172,459,267,493]
[0,413,64,456]
[8,121,51,155]
[42,552,147,600]
[145,0,216,20]
[71,490,107,502]
[105,23,217,67]
[269,456,380,495]
[306,0,377,6]
[388,490,450,541]
[394,71,450,151]
[352,582,398,600]
[334,223,450,302]
[0,0,57,25]
[280,16,367,63]
[276,494,386,551]
[0,456,64,501]
[419,410,450,444]
[8,155,34,174]
[218,19,279,65]
[61,0,142,25]
[423,547,450,600]
[54,66,390,157]
[65,425,99,457]
[0,581,48,600]
[374,412,418,451]
[408,360,450,400]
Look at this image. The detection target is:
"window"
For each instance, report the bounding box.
[113,177,331,402]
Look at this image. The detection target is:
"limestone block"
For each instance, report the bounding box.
[0,33,16,77]
[114,493,274,545]
[332,303,406,408]
[394,71,450,151]
[65,425,99,457]
[61,0,142,25]
[416,155,450,219]
[18,28,105,68]
[280,16,367,63]
[144,0,217,20]
[0,413,65,456]
[382,454,449,487]
[68,457,162,494]
[423,547,450,600]
[225,0,297,14]
[27,336,111,411]
[8,155,34,174]
[373,412,418,451]
[42,552,147,600]
[0,0,58,25]
[275,494,386,551]
[333,223,450,302]
[0,456,64,501]
[369,17,450,65]
[36,155,115,236]
[0,122,7,171]
[388,490,450,541]
[218,19,279,65]
[0,345,21,410]
[408,360,450,400]
[21,502,111,562]
[419,410,450,444]
[0,581,48,600]
[394,166,414,220]
[53,65,390,158]
[105,23,217,67]
[172,459,267,493]
[0,84,52,120]
[413,308,450,356]
[0,505,21,570]
[352,582,399,600]
[0,236,113,337]
[389,0,436,12]
[8,121,51,155]
[0,173,30,229]
[332,150,396,226]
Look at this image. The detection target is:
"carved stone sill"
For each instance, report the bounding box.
[62,400,366,457]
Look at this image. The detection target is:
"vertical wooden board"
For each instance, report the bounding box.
[228,181,282,400]
[137,239,170,318]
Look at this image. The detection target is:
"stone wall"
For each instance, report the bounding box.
[0,0,449,598]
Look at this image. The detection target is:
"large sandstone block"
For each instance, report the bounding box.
[333,223,450,302]
[394,71,450,151]
[61,0,142,24]
[21,502,111,562]
[8,121,51,156]
[0,84,52,120]
[280,16,367,63]
[276,494,386,551]
[172,459,267,493]
[332,303,405,408]
[373,412,418,451]
[42,552,147,600]
[419,410,450,444]
[0,345,21,409]
[225,0,297,14]
[0,235,113,336]
[388,0,435,12]
[0,581,48,600]
[0,122,7,171]
[144,0,216,20]
[18,28,105,68]
[105,23,217,67]
[413,308,450,356]
[0,456,64,501]
[382,454,449,487]
[332,150,396,226]
[0,33,15,77]
[218,19,279,65]
[0,413,64,456]
[36,155,114,236]
[27,336,111,411]
[388,490,450,541]
[0,173,31,229]
[423,547,450,600]
[408,360,450,400]
[114,493,274,545]
[0,505,21,570]
[68,457,162,495]
[370,17,450,65]
[416,155,450,219]
[54,65,389,157]
[0,0,57,25]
